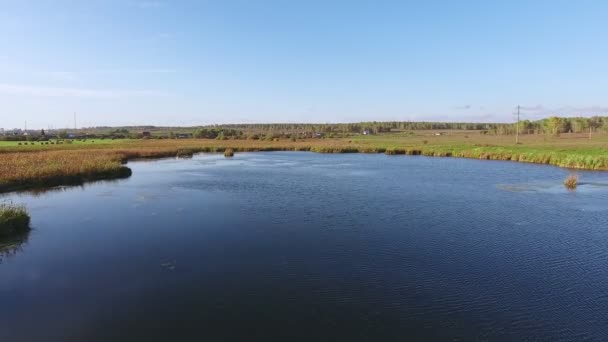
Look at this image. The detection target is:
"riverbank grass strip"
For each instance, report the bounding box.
[1,137,608,194]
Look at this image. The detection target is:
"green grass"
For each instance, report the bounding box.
[0,132,606,193]
[0,139,131,148]
[0,203,31,237]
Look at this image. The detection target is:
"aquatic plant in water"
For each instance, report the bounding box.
[0,203,31,237]
[564,174,578,190]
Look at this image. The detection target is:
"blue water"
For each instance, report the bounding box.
[1,152,608,341]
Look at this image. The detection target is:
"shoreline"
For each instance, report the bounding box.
[1,142,607,194]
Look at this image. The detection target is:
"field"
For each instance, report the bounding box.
[0,139,130,147]
[1,131,607,193]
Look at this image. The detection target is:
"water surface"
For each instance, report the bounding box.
[1,152,608,341]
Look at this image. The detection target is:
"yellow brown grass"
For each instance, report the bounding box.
[224,148,235,157]
[564,174,578,190]
[0,150,131,192]
[1,134,607,193]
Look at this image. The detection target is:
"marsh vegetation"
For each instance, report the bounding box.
[564,175,578,189]
[0,203,30,237]
[1,131,607,193]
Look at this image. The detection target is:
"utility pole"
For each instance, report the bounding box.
[516,105,520,144]
[74,112,77,130]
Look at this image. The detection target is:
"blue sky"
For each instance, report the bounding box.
[1,0,607,129]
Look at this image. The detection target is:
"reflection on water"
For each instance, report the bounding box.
[0,230,30,264]
[498,181,608,194]
[583,181,608,188]
[0,177,131,198]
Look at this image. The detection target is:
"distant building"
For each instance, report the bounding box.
[142,131,151,138]
[362,130,370,135]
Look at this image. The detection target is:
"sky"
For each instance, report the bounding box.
[0,0,607,129]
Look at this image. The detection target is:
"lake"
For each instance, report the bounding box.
[1,152,608,341]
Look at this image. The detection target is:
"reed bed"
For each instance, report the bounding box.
[0,150,130,192]
[564,175,578,189]
[0,203,30,237]
[1,136,607,193]
[224,148,235,157]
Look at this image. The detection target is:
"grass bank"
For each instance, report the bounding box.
[0,150,132,193]
[1,133,607,193]
[0,203,30,237]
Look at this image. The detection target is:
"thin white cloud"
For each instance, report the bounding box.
[131,32,175,44]
[99,67,179,74]
[38,71,79,82]
[0,84,168,99]
[519,105,608,119]
[0,68,179,82]
[519,105,545,111]
[136,1,164,9]
[448,104,608,121]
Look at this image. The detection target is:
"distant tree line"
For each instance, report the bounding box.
[2,116,607,141]
[207,116,608,136]
[519,116,606,136]
[192,128,243,140]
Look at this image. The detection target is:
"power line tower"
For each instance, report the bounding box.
[515,105,520,144]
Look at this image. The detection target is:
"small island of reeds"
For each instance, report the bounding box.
[0,203,31,237]
[564,175,578,190]
[224,148,235,157]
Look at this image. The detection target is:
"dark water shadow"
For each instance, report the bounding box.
[0,169,132,197]
[497,181,608,194]
[0,229,30,264]
[497,184,546,193]
[580,182,608,188]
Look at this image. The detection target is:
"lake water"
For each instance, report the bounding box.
[1,152,608,341]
